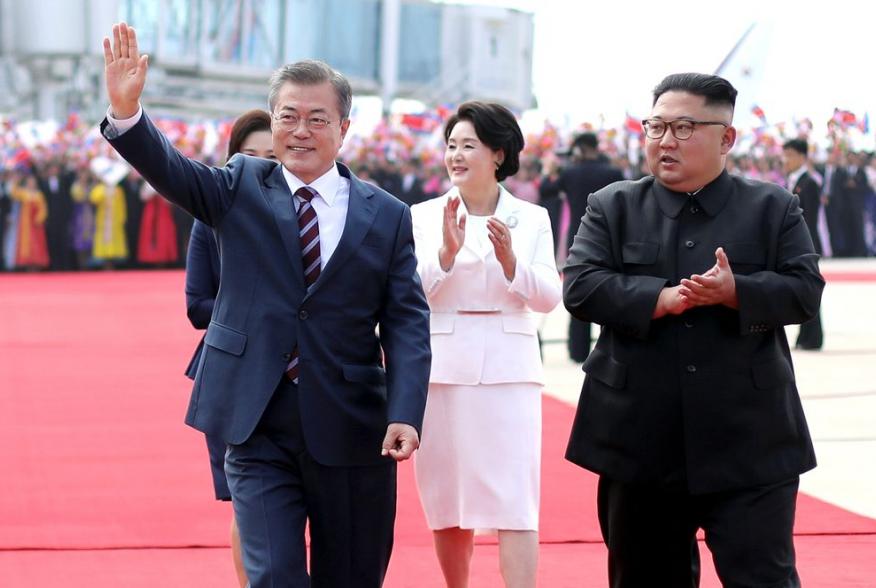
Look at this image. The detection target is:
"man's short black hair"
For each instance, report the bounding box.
[652,73,738,109]
[783,138,809,156]
[444,101,524,181]
[572,132,599,151]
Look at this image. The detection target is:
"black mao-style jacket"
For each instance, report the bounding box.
[563,171,823,494]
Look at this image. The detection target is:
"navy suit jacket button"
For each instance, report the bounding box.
[282,353,292,361]
[299,310,309,320]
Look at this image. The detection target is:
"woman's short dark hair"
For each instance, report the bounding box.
[443,101,524,181]
[652,73,738,110]
[227,109,272,161]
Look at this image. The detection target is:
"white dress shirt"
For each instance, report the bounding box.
[787,165,809,191]
[282,164,349,269]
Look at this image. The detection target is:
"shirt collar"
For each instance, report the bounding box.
[282,163,341,206]
[787,165,809,190]
[652,170,732,218]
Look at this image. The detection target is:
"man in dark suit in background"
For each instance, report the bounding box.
[373,161,403,200]
[564,73,823,587]
[782,139,822,254]
[102,23,431,588]
[543,132,624,362]
[38,162,75,271]
[0,171,10,271]
[119,170,144,268]
[783,138,824,349]
[397,160,426,206]
[843,151,870,257]
[823,150,849,257]
[537,156,564,257]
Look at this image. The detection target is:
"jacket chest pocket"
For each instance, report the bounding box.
[722,241,767,274]
[622,242,660,273]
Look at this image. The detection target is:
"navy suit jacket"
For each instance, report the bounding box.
[104,113,432,467]
[184,220,221,379]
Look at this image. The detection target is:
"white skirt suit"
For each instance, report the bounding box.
[411,186,562,531]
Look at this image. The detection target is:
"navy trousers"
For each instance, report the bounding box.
[226,378,396,588]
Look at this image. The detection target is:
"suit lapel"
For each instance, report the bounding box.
[493,186,521,231]
[304,164,378,300]
[489,186,521,261]
[264,164,304,288]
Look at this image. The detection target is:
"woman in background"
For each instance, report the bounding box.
[411,102,562,588]
[70,168,96,269]
[183,109,275,588]
[11,174,50,270]
[137,180,178,266]
[90,177,127,268]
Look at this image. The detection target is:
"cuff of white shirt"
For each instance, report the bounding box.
[103,105,144,139]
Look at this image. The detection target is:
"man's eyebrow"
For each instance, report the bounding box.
[276,106,329,114]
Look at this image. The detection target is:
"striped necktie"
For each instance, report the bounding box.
[285,186,321,383]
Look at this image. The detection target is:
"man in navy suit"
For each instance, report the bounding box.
[102,23,431,587]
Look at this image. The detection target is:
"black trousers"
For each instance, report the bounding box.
[226,378,396,588]
[597,475,801,588]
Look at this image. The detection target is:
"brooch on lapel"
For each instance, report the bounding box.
[505,215,518,228]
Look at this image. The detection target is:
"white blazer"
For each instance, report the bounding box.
[411,186,562,385]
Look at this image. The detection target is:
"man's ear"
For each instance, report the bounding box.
[721,126,737,155]
[339,118,351,141]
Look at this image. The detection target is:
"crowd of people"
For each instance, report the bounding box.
[2,103,875,273]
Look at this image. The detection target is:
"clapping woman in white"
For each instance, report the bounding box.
[411,101,562,588]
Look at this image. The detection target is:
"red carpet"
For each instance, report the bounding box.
[820,269,876,282]
[1,270,875,586]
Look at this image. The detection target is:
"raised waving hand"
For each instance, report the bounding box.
[102,22,148,119]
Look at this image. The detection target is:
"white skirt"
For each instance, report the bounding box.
[414,382,542,531]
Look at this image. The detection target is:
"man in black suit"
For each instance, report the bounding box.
[0,171,10,271]
[783,138,824,349]
[823,150,849,257]
[564,73,823,587]
[397,160,426,206]
[38,162,76,271]
[843,151,870,257]
[544,132,624,362]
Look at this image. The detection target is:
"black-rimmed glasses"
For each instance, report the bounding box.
[641,118,728,140]
[273,112,335,132]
